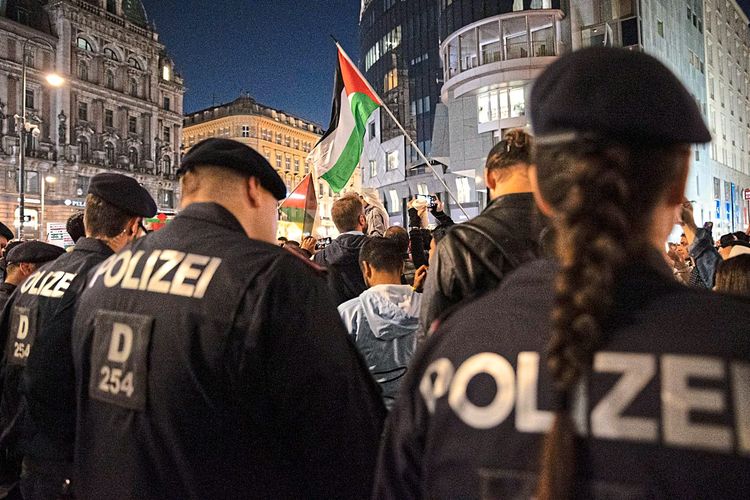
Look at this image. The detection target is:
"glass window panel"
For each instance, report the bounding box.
[478,92,492,124]
[503,17,528,60]
[459,29,478,71]
[479,21,502,64]
[529,15,554,57]
[499,89,510,119]
[510,87,525,117]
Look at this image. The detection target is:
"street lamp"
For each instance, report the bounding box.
[16,36,64,239]
[40,173,57,241]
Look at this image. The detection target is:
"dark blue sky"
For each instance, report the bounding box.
[141,0,361,126]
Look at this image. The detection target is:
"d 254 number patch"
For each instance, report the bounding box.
[7,305,38,366]
[89,310,153,411]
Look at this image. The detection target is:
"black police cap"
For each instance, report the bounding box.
[6,241,65,265]
[178,138,287,200]
[88,173,157,218]
[530,47,712,146]
[0,222,13,241]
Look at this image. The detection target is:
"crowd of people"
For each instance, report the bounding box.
[0,46,746,499]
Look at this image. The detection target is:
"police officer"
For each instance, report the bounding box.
[374,47,750,499]
[0,242,65,309]
[0,173,155,500]
[71,138,386,499]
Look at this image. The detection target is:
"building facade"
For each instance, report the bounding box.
[0,0,184,239]
[703,0,750,233]
[183,94,360,239]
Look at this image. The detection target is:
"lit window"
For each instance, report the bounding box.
[456,177,471,203]
[417,183,429,195]
[388,190,401,212]
[162,65,171,81]
[386,150,399,171]
[384,68,399,91]
[509,87,525,117]
[77,37,93,52]
[369,160,377,177]
[276,153,282,168]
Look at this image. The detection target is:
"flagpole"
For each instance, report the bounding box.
[335,42,470,220]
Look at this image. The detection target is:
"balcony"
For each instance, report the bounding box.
[440,10,564,95]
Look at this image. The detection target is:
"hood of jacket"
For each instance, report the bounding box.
[320,233,368,266]
[359,284,421,340]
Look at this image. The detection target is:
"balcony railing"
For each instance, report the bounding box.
[442,10,563,82]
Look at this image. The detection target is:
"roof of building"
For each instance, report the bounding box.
[184,93,324,135]
[121,0,148,28]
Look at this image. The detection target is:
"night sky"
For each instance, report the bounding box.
[140,0,361,127]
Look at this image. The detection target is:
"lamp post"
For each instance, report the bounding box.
[16,36,64,238]
[40,174,57,241]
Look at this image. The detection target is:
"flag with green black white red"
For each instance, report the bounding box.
[309,45,382,192]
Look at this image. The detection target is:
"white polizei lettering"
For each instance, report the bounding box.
[121,251,145,290]
[591,352,658,442]
[192,257,222,299]
[169,253,210,297]
[51,273,76,298]
[138,250,162,291]
[146,250,185,294]
[103,251,132,289]
[661,355,732,452]
[89,256,116,288]
[449,353,515,429]
[516,352,554,433]
[29,271,54,295]
[16,314,29,340]
[731,362,750,455]
[419,358,454,414]
[39,271,64,297]
[107,322,133,363]
[20,271,43,294]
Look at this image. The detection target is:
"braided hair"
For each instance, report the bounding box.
[533,138,690,499]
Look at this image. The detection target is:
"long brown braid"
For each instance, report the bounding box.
[533,138,689,499]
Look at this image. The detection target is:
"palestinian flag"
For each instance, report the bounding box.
[309,45,382,192]
[279,174,317,235]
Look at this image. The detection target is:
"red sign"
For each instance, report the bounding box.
[745,188,750,201]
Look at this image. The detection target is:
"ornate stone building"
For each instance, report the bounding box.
[0,0,184,238]
[184,93,361,239]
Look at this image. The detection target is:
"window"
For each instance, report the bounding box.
[104,142,115,166]
[456,177,471,203]
[25,89,34,109]
[240,125,250,138]
[162,65,171,81]
[106,0,117,14]
[77,37,93,52]
[285,156,291,170]
[130,79,138,97]
[77,138,89,162]
[384,68,398,91]
[364,26,402,71]
[158,189,175,208]
[369,121,376,139]
[104,48,119,61]
[657,20,664,37]
[417,183,429,195]
[163,96,171,110]
[129,147,138,167]
[509,87,525,117]
[106,70,115,89]
[25,48,35,68]
[285,135,291,147]
[276,133,282,144]
[294,158,300,172]
[104,109,114,128]
[128,116,137,134]
[386,150,399,171]
[276,153,282,168]
[127,57,142,70]
[163,126,171,143]
[25,171,39,195]
[370,160,377,177]
[78,102,88,121]
[388,190,401,213]
[161,156,172,175]
[78,61,88,81]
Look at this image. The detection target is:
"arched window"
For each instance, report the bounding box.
[161,155,171,175]
[105,142,115,166]
[106,70,115,89]
[104,48,119,61]
[128,147,138,168]
[78,137,89,161]
[130,79,138,97]
[78,61,88,81]
[76,37,93,52]
[106,0,117,15]
[128,57,142,70]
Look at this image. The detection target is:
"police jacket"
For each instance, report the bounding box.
[420,193,541,331]
[71,203,386,500]
[0,238,113,462]
[313,232,368,305]
[375,256,750,499]
[0,283,16,311]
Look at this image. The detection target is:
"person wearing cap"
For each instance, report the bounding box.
[0,242,65,310]
[374,47,750,499]
[0,172,155,500]
[0,223,16,283]
[69,138,385,499]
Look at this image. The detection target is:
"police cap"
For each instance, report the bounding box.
[0,222,13,241]
[530,47,712,146]
[178,138,287,200]
[6,241,65,265]
[88,173,157,218]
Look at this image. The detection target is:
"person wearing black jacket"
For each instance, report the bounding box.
[375,47,750,499]
[70,139,385,499]
[420,129,541,332]
[313,193,369,305]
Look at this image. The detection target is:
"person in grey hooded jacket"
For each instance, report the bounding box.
[338,237,425,409]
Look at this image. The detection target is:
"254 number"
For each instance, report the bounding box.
[98,366,134,397]
[13,342,30,360]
